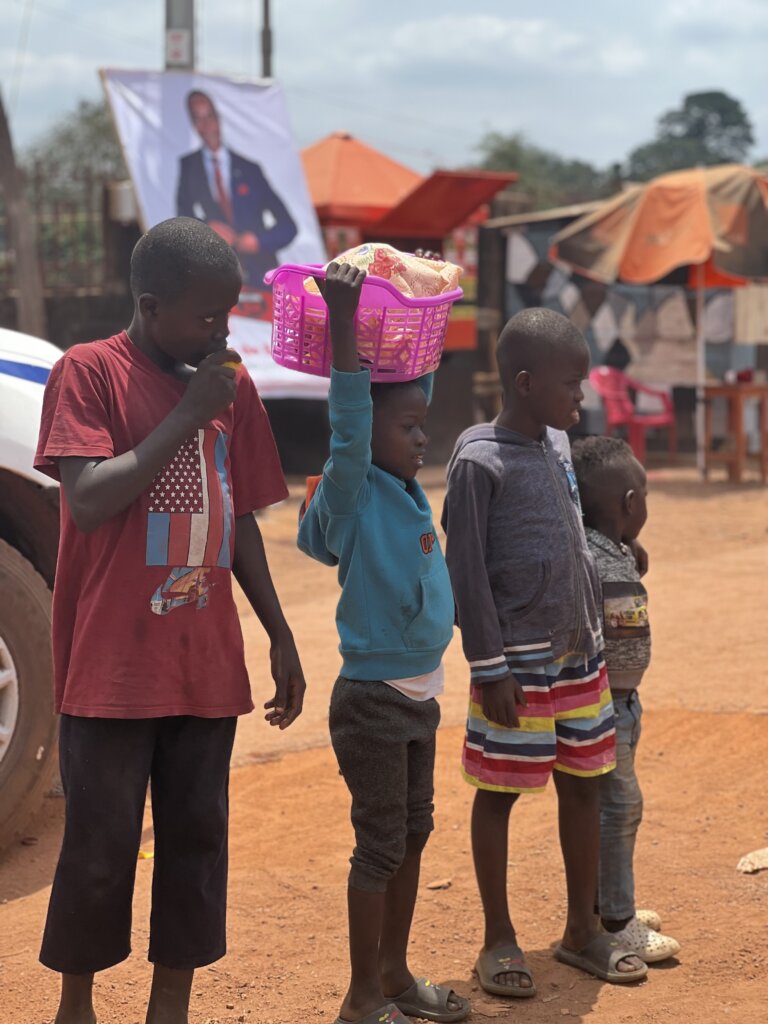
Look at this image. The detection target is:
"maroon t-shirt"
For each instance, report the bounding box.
[35,331,288,718]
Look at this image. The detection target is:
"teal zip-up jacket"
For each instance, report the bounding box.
[297,368,455,681]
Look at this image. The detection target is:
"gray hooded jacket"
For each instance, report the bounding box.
[441,424,602,683]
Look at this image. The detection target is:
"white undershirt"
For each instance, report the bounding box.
[383,663,444,701]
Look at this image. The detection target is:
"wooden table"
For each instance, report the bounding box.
[704,383,768,483]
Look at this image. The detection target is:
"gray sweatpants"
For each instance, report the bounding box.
[329,676,440,893]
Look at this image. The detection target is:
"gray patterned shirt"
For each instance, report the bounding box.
[585,528,651,691]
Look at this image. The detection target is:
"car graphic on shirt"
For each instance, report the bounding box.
[603,582,650,639]
[150,566,211,616]
[607,598,648,630]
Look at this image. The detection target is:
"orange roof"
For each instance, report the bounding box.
[373,170,518,238]
[302,131,422,226]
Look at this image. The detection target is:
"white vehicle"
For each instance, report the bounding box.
[0,327,61,850]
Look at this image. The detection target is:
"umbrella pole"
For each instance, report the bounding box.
[695,262,707,476]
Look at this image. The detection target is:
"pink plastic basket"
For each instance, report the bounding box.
[264,263,463,382]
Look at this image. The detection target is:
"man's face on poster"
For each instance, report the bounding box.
[189,94,221,152]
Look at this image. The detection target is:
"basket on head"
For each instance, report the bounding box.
[265,263,463,382]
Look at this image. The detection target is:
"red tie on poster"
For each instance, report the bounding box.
[212,155,233,225]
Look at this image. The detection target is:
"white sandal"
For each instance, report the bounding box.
[613,917,680,963]
[635,908,662,932]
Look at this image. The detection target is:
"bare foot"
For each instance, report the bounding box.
[54,1013,96,1024]
[478,939,534,993]
[337,984,389,1023]
[562,927,644,973]
[383,970,468,1013]
[55,974,97,1024]
[145,965,194,1024]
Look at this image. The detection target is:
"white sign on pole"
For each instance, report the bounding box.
[101,68,328,399]
[165,30,192,68]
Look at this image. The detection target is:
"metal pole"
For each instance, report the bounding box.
[473,223,504,423]
[0,92,47,339]
[262,0,273,78]
[695,261,706,476]
[166,0,196,71]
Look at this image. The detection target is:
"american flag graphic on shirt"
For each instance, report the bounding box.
[145,429,233,568]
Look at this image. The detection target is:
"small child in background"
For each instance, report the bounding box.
[572,435,681,963]
[298,261,469,1024]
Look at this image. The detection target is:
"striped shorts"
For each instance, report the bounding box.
[462,652,616,793]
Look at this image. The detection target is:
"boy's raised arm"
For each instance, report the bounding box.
[322,262,365,373]
[313,263,372,513]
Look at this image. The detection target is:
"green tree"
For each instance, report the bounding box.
[23,99,126,193]
[475,131,608,210]
[627,91,754,181]
[12,100,127,286]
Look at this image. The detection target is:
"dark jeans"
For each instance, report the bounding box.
[329,677,440,893]
[40,714,236,974]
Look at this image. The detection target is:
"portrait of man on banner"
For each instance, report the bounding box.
[177,90,298,316]
[101,69,328,399]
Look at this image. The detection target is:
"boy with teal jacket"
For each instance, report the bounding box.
[298,261,468,1024]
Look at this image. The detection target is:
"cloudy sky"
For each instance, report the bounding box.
[1,0,766,172]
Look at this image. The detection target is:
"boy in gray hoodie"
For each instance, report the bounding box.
[442,308,646,994]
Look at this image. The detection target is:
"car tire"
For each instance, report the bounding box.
[0,538,57,852]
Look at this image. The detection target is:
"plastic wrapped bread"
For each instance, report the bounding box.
[305,243,462,298]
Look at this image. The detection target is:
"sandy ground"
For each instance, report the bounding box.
[1,466,767,1024]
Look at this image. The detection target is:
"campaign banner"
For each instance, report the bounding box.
[101,68,328,399]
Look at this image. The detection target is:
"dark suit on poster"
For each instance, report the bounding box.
[176,147,298,291]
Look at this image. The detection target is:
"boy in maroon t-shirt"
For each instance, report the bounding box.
[35,217,306,1024]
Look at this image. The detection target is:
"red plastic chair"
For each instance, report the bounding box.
[588,366,677,466]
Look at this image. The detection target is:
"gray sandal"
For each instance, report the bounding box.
[474,943,536,998]
[393,977,470,1022]
[554,933,648,983]
[334,1003,406,1024]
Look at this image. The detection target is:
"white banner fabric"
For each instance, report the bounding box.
[102,68,328,399]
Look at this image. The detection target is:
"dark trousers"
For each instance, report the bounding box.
[40,714,236,975]
[330,677,440,894]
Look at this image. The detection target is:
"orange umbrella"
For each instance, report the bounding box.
[550,164,768,470]
[550,164,768,285]
[301,131,421,227]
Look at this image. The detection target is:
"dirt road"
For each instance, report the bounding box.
[1,468,766,1024]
